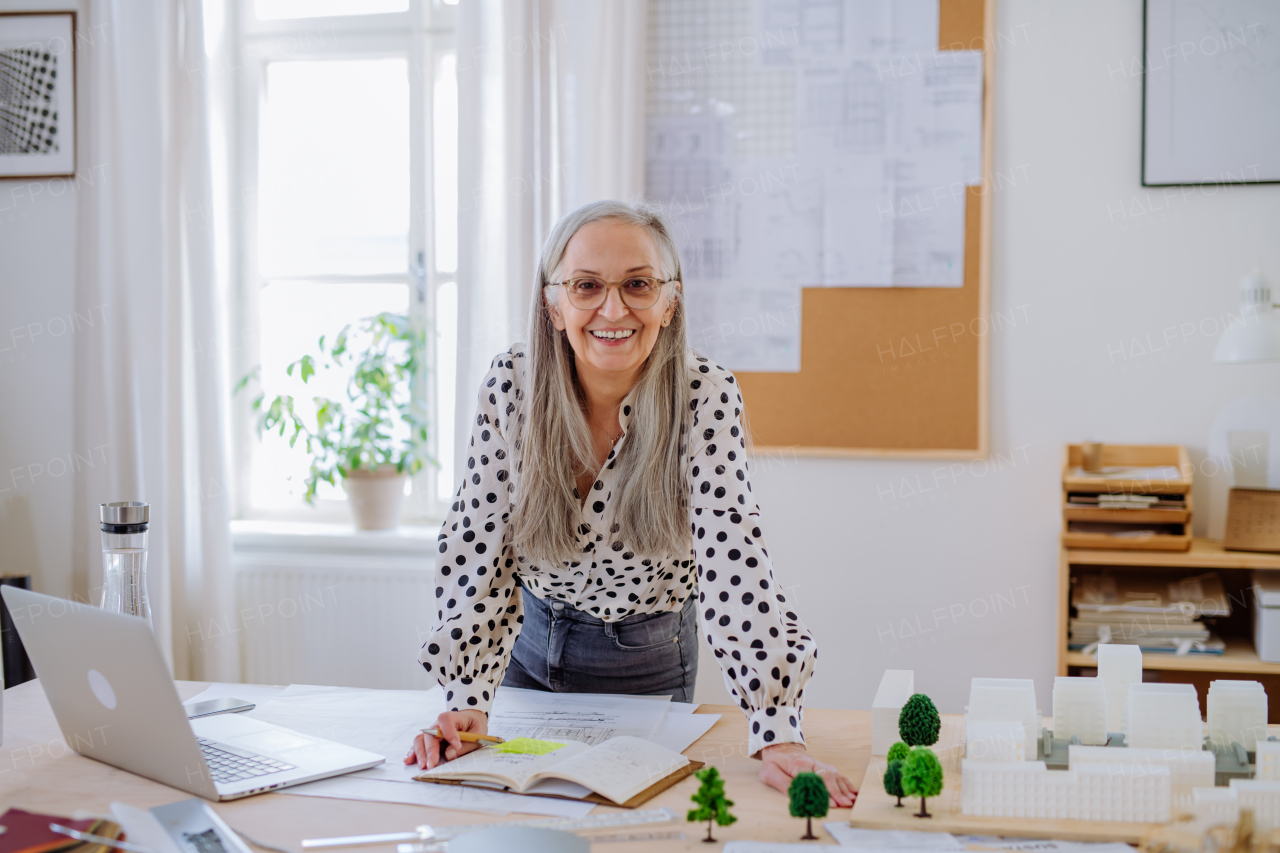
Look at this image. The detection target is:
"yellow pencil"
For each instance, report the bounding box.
[421,727,504,745]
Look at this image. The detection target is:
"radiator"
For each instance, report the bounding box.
[233,536,437,690]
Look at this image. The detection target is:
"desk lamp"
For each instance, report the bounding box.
[1214,271,1280,363]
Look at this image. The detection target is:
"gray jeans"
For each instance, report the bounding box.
[503,581,699,703]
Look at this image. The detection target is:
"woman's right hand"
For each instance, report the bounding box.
[404,709,489,770]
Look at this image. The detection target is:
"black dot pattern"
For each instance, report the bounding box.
[0,46,60,154]
[417,347,815,756]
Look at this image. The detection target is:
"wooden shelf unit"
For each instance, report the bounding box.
[1058,538,1280,680]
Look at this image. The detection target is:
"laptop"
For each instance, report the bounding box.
[2,586,384,800]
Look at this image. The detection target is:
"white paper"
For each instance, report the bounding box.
[283,775,595,818]
[822,823,962,848]
[487,687,671,746]
[757,0,940,66]
[955,840,1134,853]
[183,682,288,708]
[670,702,699,714]
[650,713,720,754]
[686,277,803,372]
[723,844,843,853]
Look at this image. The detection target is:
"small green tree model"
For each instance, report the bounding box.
[788,771,829,840]
[883,758,905,807]
[898,694,941,746]
[901,747,944,818]
[886,741,911,764]
[687,766,737,843]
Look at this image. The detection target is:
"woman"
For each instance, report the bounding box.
[406,201,854,805]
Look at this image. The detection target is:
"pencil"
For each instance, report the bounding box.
[420,727,504,745]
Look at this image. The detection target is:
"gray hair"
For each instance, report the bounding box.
[509,200,692,568]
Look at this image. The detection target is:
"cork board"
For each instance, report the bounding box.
[737,0,994,458]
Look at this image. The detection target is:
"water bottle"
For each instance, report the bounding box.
[100,502,152,627]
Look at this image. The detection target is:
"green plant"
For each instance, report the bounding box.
[883,758,905,807]
[237,312,429,503]
[687,766,736,843]
[901,747,944,818]
[886,741,911,764]
[898,694,941,746]
[788,771,829,840]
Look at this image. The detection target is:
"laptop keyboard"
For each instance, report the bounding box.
[197,737,296,785]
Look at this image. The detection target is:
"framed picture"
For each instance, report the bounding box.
[1142,0,1280,186]
[0,12,76,179]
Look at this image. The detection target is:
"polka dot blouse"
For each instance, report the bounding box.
[418,345,817,757]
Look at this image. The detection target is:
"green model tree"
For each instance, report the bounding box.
[788,771,829,840]
[883,758,906,807]
[687,766,737,843]
[886,741,911,764]
[901,747,944,818]
[898,694,941,746]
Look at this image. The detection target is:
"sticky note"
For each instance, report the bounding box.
[491,737,565,755]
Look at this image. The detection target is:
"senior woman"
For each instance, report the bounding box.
[407,200,854,804]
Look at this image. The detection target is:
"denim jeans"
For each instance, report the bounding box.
[503,581,699,702]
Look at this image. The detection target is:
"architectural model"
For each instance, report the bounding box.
[953,644,1280,827]
[1051,676,1107,745]
[871,670,914,756]
[1097,642,1141,734]
[965,677,1039,760]
[1126,683,1202,750]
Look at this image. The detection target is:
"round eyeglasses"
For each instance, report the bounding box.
[547,276,678,311]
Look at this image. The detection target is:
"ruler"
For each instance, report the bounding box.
[394,808,680,851]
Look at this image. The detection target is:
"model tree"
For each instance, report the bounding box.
[687,766,737,843]
[883,759,906,807]
[901,747,944,818]
[788,771,829,840]
[886,741,911,764]
[898,694,941,746]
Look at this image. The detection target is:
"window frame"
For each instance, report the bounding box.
[229,0,457,526]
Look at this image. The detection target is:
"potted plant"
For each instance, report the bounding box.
[238,312,429,530]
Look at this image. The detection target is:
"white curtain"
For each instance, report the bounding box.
[454,0,649,474]
[72,0,238,682]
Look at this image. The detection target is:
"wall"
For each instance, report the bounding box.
[0,0,86,601]
[693,0,1280,714]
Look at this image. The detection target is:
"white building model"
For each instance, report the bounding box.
[871,669,914,756]
[1051,676,1107,745]
[957,644,1280,825]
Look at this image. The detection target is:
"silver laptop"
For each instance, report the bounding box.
[2,587,384,800]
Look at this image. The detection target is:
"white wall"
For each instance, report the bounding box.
[0,1,86,600]
[693,0,1280,714]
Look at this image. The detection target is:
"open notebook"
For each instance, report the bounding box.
[414,736,701,807]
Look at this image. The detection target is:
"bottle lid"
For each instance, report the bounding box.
[101,502,149,533]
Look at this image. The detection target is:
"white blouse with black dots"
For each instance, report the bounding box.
[418,345,817,757]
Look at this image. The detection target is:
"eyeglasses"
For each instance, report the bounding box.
[547,276,678,310]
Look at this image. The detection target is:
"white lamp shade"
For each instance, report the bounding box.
[1215,272,1280,363]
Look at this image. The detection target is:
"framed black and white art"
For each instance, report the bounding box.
[0,12,76,179]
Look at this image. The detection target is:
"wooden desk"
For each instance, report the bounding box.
[0,681,866,850]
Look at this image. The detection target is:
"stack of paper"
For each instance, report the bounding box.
[1070,573,1228,654]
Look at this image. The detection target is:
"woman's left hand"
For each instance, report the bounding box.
[759,742,857,807]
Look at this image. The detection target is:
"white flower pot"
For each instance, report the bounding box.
[343,465,408,531]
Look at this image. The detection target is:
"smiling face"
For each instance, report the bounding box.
[545,218,680,385]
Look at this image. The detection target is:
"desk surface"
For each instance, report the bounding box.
[0,681,866,851]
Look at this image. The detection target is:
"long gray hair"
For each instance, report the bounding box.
[509,201,692,567]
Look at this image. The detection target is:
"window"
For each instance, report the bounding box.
[231,0,458,524]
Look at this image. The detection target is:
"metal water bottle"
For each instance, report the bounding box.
[100,502,152,627]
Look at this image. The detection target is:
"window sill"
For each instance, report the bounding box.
[231,519,440,558]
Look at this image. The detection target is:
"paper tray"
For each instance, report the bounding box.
[416,760,704,809]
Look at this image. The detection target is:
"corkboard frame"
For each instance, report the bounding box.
[740,0,995,460]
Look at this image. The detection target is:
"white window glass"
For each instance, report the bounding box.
[433,53,458,274]
[259,59,409,277]
[434,280,457,501]
[251,281,410,508]
[255,0,408,20]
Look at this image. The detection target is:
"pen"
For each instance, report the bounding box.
[420,727,504,745]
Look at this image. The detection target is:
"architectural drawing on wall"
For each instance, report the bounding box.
[644,0,986,371]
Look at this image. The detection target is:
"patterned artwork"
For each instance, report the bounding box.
[0,44,60,154]
[0,13,75,177]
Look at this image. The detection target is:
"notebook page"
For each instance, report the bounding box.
[418,741,589,791]
[534,736,688,804]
